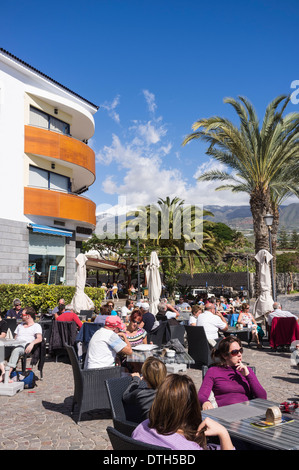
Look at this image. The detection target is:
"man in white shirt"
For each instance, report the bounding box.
[267,302,298,327]
[121,299,134,321]
[196,303,228,346]
[84,316,132,369]
[7,306,42,377]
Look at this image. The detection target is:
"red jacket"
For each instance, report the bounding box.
[56,311,83,329]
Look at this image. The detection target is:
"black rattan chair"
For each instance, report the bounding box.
[147,322,167,347]
[105,375,138,436]
[185,325,213,368]
[65,344,122,423]
[169,324,185,346]
[106,426,171,450]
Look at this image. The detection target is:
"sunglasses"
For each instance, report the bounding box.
[132,320,141,325]
[230,348,243,356]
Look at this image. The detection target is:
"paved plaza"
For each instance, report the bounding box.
[0,295,298,451]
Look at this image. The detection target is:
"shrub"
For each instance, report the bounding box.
[0,284,105,313]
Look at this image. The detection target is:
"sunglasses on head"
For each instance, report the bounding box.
[230,348,243,356]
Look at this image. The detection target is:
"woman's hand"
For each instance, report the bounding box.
[236,361,249,376]
[197,418,234,450]
[202,401,214,410]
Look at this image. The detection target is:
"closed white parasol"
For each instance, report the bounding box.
[145,251,162,316]
[71,253,94,313]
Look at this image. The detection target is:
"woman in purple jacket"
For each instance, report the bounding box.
[198,336,267,410]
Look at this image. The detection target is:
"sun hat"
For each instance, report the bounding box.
[140,302,149,311]
[105,316,126,331]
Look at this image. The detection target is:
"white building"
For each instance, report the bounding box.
[0,48,98,285]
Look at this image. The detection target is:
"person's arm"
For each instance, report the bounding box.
[73,314,83,330]
[117,332,133,356]
[236,362,267,399]
[197,418,234,450]
[25,332,42,354]
[198,370,215,409]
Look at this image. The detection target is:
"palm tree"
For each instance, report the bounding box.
[124,196,222,275]
[182,95,299,296]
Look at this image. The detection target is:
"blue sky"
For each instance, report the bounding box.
[2,0,299,215]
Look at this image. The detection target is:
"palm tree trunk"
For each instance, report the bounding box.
[250,187,272,297]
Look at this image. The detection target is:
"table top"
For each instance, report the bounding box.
[0,338,27,347]
[202,398,299,450]
[126,348,195,365]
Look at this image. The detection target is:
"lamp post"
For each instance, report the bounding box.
[264,212,276,301]
[125,238,141,301]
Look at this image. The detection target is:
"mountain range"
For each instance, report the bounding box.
[204,203,299,232]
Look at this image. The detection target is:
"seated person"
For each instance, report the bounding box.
[122,357,167,423]
[55,304,83,330]
[175,297,191,312]
[5,298,23,320]
[84,316,132,369]
[189,304,203,326]
[94,306,110,325]
[105,301,118,316]
[6,307,42,379]
[139,302,158,333]
[156,303,179,325]
[198,336,267,410]
[132,374,234,450]
[237,303,262,348]
[52,298,65,315]
[267,301,298,327]
[125,309,147,347]
[0,318,8,382]
[196,303,228,347]
[0,318,8,338]
[120,299,134,322]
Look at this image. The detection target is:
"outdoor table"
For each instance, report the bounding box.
[0,338,27,394]
[223,326,251,342]
[126,347,195,367]
[202,398,299,450]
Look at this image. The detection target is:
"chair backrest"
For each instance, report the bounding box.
[80,310,94,319]
[105,375,133,421]
[184,325,212,367]
[147,322,167,347]
[169,324,185,346]
[4,318,17,335]
[106,426,170,451]
[49,321,78,353]
[65,344,84,396]
[270,316,299,348]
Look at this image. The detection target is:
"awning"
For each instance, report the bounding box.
[28,224,73,237]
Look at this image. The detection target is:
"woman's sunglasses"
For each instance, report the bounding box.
[230,348,243,356]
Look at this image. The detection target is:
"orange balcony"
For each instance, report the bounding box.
[24,187,96,226]
[24,125,95,180]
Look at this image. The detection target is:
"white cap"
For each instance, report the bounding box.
[140,302,149,311]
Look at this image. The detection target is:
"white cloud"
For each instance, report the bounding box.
[100,95,121,123]
[142,89,157,114]
[95,91,252,215]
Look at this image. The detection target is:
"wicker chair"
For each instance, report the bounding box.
[184,325,213,368]
[106,426,170,451]
[65,344,122,423]
[105,375,138,437]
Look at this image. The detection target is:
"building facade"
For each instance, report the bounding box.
[0,48,98,286]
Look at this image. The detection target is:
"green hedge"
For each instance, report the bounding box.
[0,284,105,313]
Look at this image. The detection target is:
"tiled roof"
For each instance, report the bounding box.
[0,47,99,110]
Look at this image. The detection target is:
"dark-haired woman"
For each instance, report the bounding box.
[132,374,234,450]
[198,336,267,410]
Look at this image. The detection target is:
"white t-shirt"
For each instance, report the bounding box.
[188,315,197,326]
[14,322,42,343]
[84,327,126,369]
[121,306,132,319]
[196,311,227,340]
[267,309,297,326]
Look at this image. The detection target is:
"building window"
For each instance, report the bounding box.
[29,165,71,192]
[29,232,66,284]
[30,105,70,135]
